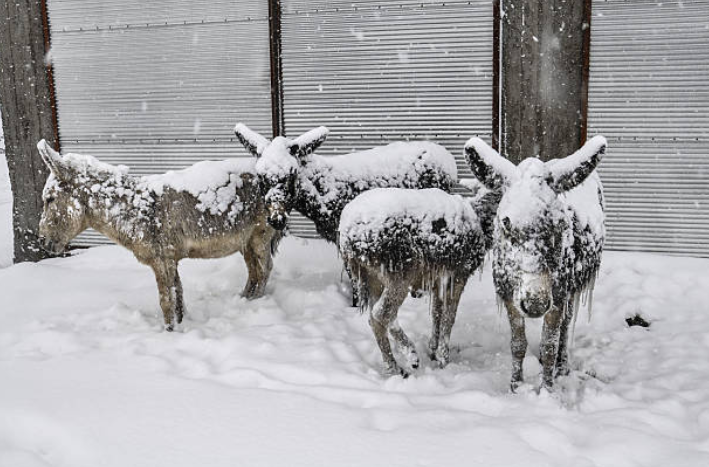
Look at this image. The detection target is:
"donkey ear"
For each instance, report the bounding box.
[234,123,270,157]
[288,126,329,160]
[547,135,607,193]
[463,137,516,191]
[37,139,71,182]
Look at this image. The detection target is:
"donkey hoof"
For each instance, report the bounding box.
[541,378,555,392]
[384,364,408,379]
[555,365,570,378]
[436,354,450,368]
[434,348,450,368]
[164,323,174,332]
[403,350,420,370]
[510,379,523,393]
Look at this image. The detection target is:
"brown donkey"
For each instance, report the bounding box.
[37,140,282,331]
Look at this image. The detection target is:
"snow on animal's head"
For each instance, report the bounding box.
[234,123,329,230]
[464,135,607,318]
[36,140,127,253]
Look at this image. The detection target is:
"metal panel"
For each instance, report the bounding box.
[281,0,494,174]
[47,0,273,245]
[588,0,709,256]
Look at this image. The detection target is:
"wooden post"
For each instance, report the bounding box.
[0,0,59,262]
[268,0,285,138]
[497,0,592,163]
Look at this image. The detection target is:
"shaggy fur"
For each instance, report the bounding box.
[234,124,457,242]
[37,140,281,331]
[465,136,607,390]
[339,188,487,376]
[234,124,458,304]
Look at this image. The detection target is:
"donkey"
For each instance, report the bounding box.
[339,188,488,377]
[464,136,607,390]
[36,140,282,331]
[233,123,458,302]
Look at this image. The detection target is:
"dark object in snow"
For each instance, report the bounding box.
[234,123,458,305]
[339,188,487,377]
[36,140,282,331]
[465,135,607,391]
[626,314,650,328]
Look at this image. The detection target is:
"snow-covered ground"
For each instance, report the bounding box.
[1,237,708,466]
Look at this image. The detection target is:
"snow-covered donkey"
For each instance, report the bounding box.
[339,188,488,376]
[233,124,458,240]
[464,136,607,390]
[37,140,282,331]
[233,123,457,302]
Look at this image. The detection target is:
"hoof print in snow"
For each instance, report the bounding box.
[626,314,650,328]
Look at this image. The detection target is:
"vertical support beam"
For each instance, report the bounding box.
[579,0,593,144]
[497,0,592,163]
[492,0,501,151]
[0,0,60,262]
[268,0,285,138]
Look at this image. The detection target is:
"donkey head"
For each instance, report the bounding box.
[36,140,89,254]
[465,136,607,318]
[234,123,329,230]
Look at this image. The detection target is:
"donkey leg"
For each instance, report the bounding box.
[435,276,467,368]
[428,279,444,361]
[369,281,409,377]
[242,232,273,299]
[242,245,260,299]
[151,261,178,332]
[555,297,575,378]
[344,263,363,307]
[505,300,527,391]
[174,268,186,324]
[388,321,419,370]
[540,305,564,389]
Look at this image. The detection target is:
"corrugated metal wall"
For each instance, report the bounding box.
[280,0,494,236]
[280,0,493,170]
[47,0,709,256]
[588,0,709,256]
[47,0,272,245]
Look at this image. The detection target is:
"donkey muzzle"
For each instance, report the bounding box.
[39,236,65,255]
[267,211,288,231]
[520,294,553,318]
[517,272,553,318]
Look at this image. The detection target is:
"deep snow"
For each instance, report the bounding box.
[1,237,709,466]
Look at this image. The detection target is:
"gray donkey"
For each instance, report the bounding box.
[233,123,458,240]
[339,188,488,377]
[464,136,607,390]
[233,123,458,303]
[36,139,285,331]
